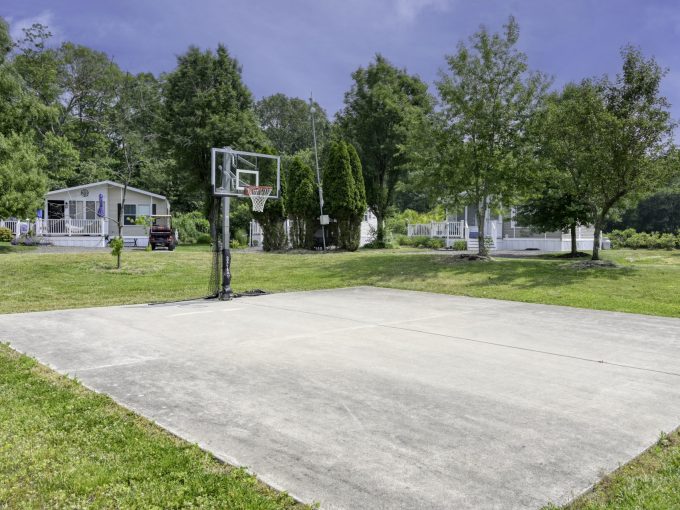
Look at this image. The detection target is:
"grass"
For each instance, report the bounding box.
[544,428,680,510]
[0,241,36,254]
[1,246,679,317]
[0,343,308,509]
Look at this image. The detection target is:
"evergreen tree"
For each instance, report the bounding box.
[286,156,318,249]
[347,143,367,250]
[323,140,361,250]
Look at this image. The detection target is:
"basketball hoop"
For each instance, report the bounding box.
[244,185,272,212]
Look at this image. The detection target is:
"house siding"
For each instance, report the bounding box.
[108,185,169,237]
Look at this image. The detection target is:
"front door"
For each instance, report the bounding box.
[47,200,64,234]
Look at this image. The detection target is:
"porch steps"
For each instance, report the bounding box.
[467,239,478,251]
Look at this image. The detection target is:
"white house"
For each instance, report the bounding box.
[37,181,170,247]
[407,205,604,252]
[248,210,379,248]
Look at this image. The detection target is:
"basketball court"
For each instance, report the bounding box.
[1,287,679,509]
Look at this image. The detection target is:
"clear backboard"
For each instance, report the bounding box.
[211,147,281,200]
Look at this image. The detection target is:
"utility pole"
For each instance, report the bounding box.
[309,93,326,251]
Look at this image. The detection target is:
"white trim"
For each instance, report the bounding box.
[46,181,167,201]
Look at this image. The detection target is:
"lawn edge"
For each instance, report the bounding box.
[0,342,313,509]
[543,425,680,509]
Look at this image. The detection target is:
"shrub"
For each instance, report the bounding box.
[395,235,444,249]
[608,228,680,249]
[173,211,210,244]
[0,227,12,242]
[452,240,467,251]
[196,233,212,245]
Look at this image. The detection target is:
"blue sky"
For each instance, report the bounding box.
[4,0,680,120]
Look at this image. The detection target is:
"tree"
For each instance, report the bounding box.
[162,45,264,223]
[255,94,329,155]
[286,156,318,249]
[337,54,432,246]
[541,49,676,260]
[347,143,367,249]
[0,18,11,65]
[426,17,549,256]
[252,153,287,251]
[0,133,47,218]
[515,183,592,256]
[323,140,365,250]
[586,48,676,259]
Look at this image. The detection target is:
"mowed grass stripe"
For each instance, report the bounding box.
[1,247,679,317]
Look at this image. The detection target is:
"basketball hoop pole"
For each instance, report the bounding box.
[220,149,233,300]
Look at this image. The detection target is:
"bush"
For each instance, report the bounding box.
[196,233,212,245]
[0,227,12,242]
[608,229,680,250]
[395,235,445,249]
[452,240,467,251]
[173,211,210,244]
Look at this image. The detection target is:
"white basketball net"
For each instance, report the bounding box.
[244,185,273,212]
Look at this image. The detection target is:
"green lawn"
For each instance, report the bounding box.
[545,428,680,510]
[1,246,679,317]
[2,245,679,509]
[0,343,307,509]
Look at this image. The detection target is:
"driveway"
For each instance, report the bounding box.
[1,287,679,509]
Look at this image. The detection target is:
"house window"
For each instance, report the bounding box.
[123,204,136,225]
[67,200,84,219]
[86,201,96,220]
[137,204,151,218]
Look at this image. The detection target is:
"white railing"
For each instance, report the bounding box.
[407,221,465,239]
[0,220,33,238]
[39,218,105,236]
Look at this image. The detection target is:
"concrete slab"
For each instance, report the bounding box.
[1,286,679,509]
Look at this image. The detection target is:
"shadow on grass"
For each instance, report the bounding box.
[322,253,633,294]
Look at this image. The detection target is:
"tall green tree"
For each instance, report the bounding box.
[162,45,263,212]
[337,54,432,246]
[347,143,367,250]
[515,183,592,256]
[255,94,329,155]
[0,133,47,218]
[424,17,549,255]
[323,140,365,251]
[286,156,318,249]
[540,49,676,260]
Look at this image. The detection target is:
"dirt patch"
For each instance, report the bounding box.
[554,251,590,259]
[438,253,493,263]
[565,260,620,270]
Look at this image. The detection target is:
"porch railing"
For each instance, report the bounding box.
[407,221,465,239]
[38,219,105,236]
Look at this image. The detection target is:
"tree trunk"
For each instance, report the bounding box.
[477,206,488,257]
[570,223,577,257]
[592,220,602,261]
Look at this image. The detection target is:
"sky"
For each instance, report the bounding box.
[3,0,680,121]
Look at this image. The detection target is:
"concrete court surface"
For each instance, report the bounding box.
[1,287,679,509]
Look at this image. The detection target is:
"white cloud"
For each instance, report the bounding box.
[8,10,61,45]
[394,0,452,22]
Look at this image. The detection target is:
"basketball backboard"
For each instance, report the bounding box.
[211,147,281,199]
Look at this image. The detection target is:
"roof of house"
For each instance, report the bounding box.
[46,181,167,201]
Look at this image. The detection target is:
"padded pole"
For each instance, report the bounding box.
[220,195,233,300]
